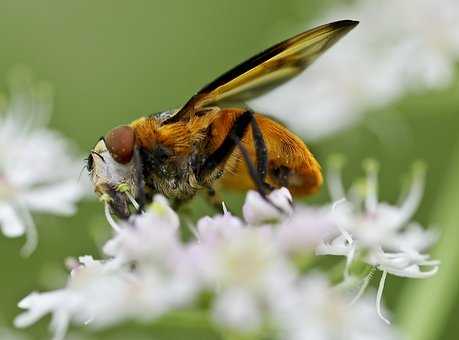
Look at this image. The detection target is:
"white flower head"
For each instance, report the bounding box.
[276,205,337,255]
[15,256,109,340]
[318,159,439,323]
[196,211,244,243]
[103,195,182,266]
[15,254,197,340]
[274,275,399,340]
[15,182,424,340]
[0,69,87,255]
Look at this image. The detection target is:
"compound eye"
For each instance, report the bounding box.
[105,125,136,164]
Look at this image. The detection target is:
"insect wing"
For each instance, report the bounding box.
[173,20,358,121]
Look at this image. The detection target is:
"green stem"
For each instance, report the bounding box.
[397,140,459,340]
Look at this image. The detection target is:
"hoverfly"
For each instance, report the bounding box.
[88,20,358,218]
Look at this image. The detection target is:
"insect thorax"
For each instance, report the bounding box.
[151,109,180,124]
[138,145,223,203]
[138,110,224,202]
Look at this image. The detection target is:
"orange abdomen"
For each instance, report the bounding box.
[209,109,322,196]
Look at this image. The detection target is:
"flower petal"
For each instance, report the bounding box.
[242,188,292,225]
[0,204,26,237]
[21,180,85,215]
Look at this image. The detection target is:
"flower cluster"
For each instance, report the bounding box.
[0,70,87,255]
[250,0,459,139]
[319,159,439,323]
[15,164,437,340]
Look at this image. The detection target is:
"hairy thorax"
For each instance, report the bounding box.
[140,149,200,201]
[132,111,222,202]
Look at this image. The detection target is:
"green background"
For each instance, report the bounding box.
[0,1,458,339]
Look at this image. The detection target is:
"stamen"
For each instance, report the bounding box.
[350,267,376,305]
[344,243,356,280]
[104,203,121,232]
[397,162,426,227]
[348,179,367,209]
[363,159,379,213]
[6,200,39,256]
[376,270,390,324]
[327,155,346,202]
[332,198,346,211]
[186,221,200,240]
[19,205,38,257]
[332,199,353,245]
[222,201,229,215]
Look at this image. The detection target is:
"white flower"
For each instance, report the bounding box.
[276,205,336,255]
[190,222,298,332]
[274,275,399,340]
[250,0,459,140]
[213,288,262,332]
[15,254,197,340]
[316,233,352,257]
[15,189,415,340]
[242,187,293,225]
[14,197,202,340]
[103,196,181,265]
[15,257,104,340]
[197,227,288,290]
[103,196,200,308]
[317,160,439,323]
[0,70,87,255]
[196,211,243,243]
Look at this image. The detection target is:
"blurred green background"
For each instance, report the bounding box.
[0,0,458,339]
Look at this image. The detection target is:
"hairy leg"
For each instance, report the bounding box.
[197,110,278,208]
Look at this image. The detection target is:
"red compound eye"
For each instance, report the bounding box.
[105,125,136,164]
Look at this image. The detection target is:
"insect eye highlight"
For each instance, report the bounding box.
[105,125,136,164]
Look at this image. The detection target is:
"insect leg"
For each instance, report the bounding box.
[197,110,253,179]
[249,112,278,191]
[198,110,270,187]
[249,113,267,180]
[236,140,269,196]
[133,147,146,213]
[237,111,290,212]
[234,135,286,213]
[198,110,282,211]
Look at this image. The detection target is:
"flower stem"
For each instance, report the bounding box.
[397,141,459,340]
